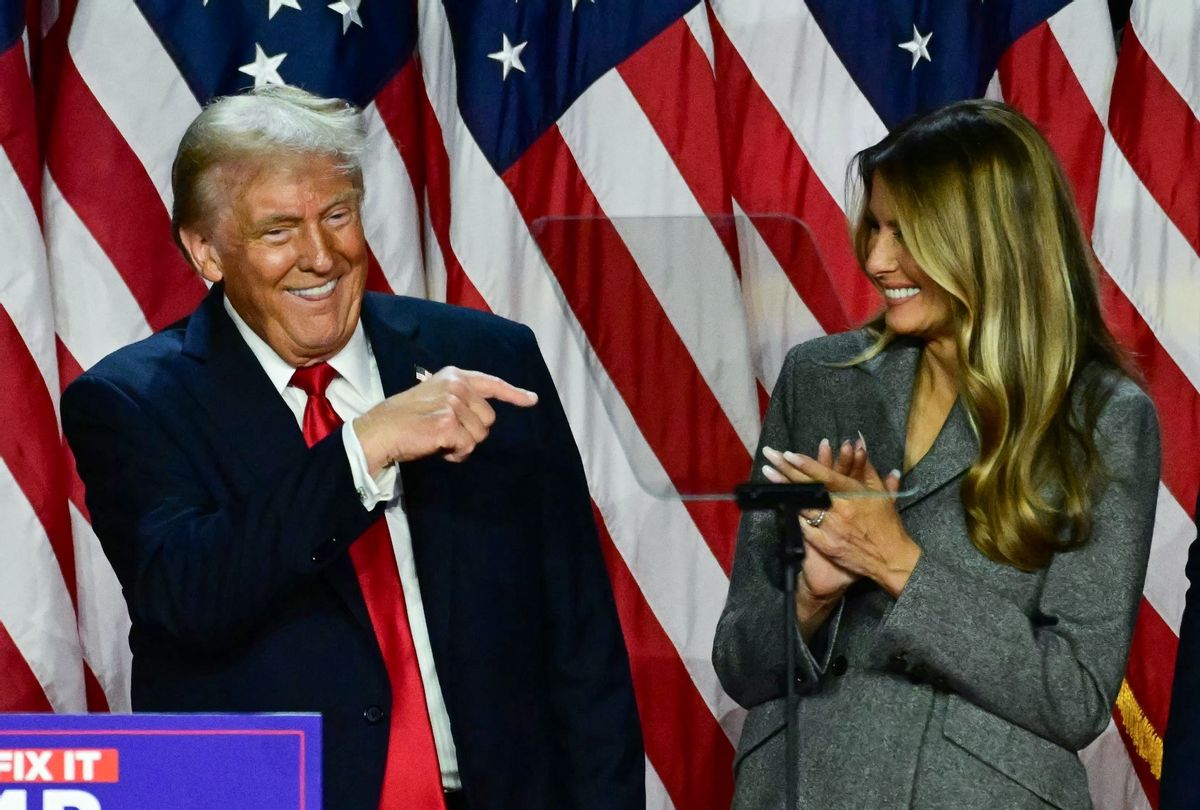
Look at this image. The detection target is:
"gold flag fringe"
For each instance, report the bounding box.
[1116,678,1163,780]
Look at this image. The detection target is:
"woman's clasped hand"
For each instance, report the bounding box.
[760,438,918,639]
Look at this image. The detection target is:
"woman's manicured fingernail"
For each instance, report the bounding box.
[856,430,867,451]
[762,465,786,482]
[889,468,902,479]
[783,451,808,466]
[818,437,830,452]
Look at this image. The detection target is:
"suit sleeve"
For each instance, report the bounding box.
[61,373,378,653]
[712,347,842,709]
[866,383,1160,750]
[520,327,645,810]
[1161,492,1200,806]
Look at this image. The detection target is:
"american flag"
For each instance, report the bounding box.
[1,0,1195,807]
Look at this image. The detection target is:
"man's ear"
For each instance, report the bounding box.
[178,227,224,284]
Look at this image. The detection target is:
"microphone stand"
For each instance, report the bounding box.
[735,482,831,810]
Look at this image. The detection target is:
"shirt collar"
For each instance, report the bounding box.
[223,296,374,398]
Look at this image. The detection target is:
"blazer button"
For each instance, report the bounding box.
[363,705,386,724]
[829,655,848,677]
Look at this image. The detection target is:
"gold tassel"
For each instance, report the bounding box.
[1116,678,1163,780]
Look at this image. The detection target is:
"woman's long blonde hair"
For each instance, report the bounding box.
[850,100,1132,571]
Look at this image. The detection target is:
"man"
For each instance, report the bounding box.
[61,86,643,810]
[1163,488,1200,808]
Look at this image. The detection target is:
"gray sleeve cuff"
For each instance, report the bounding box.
[867,551,941,667]
[794,597,845,686]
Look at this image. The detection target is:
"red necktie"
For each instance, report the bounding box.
[290,363,447,810]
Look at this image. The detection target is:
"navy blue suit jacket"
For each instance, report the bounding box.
[61,286,644,810]
[1163,489,1200,809]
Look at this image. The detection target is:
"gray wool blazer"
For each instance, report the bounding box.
[712,331,1160,810]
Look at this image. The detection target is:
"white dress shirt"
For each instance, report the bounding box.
[224,299,461,789]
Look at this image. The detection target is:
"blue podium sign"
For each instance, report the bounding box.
[0,714,320,810]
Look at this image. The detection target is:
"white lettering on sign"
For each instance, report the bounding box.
[0,752,116,784]
[43,790,101,810]
[60,754,100,785]
[21,755,50,784]
[0,790,103,810]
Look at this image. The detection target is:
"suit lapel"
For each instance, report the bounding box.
[896,398,977,511]
[360,293,423,402]
[858,338,978,512]
[180,286,308,488]
[181,287,379,636]
[360,295,455,663]
[857,338,919,485]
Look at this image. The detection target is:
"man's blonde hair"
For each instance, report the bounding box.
[170,85,366,257]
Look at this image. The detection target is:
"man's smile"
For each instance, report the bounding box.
[286,277,338,300]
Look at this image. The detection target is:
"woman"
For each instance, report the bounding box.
[712,99,1160,809]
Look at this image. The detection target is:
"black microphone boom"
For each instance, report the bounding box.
[734,482,831,512]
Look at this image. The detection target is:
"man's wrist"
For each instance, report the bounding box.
[346,418,400,510]
[352,414,392,478]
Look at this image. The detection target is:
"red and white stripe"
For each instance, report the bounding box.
[0,19,84,713]
[413,6,746,803]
